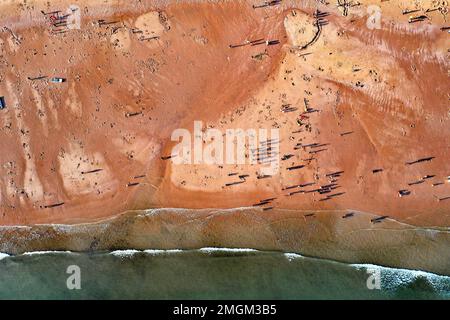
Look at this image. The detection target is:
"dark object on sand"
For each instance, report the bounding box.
[398,190,411,197]
[125,112,142,118]
[281,154,294,161]
[0,96,6,110]
[81,169,103,175]
[408,15,428,23]
[287,165,304,171]
[225,181,245,187]
[371,216,389,223]
[44,202,65,209]
[127,182,140,187]
[406,157,435,165]
[253,0,281,9]
[28,76,48,81]
[402,9,421,15]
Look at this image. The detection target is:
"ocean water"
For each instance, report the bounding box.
[0,248,448,300]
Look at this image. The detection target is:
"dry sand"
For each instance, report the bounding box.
[0,0,449,272]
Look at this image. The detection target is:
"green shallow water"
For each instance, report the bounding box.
[0,249,448,300]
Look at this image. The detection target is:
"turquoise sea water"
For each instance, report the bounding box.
[0,249,448,300]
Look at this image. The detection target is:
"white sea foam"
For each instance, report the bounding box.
[110,249,141,257]
[284,253,303,261]
[351,263,450,293]
[144,249,183,255]
[22,250,71,256]
[111,249,188,257]
[111,248,259,256]
[199,247,258,253]
[0,252,10,260]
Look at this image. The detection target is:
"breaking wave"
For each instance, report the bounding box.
[109,247,259,258]
[0,252,10,260]
[351,263,450,296]
[284,252,304,261]
[0,248,448,299]
[22,251,72,256]
[198,247,258,253]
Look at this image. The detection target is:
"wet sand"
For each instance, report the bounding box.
[0,208,449,275]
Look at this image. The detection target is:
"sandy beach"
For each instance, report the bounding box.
[0,0,449,273]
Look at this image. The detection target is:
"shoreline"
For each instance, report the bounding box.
[0,207,449,276]
[2,247,450,280]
